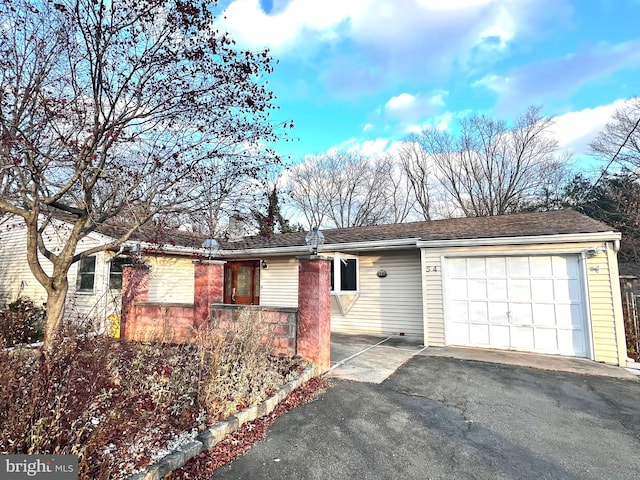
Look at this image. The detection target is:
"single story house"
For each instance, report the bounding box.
[212,209,625,366]
[0,209,627,366]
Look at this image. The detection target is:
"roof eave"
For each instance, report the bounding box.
[217,237,422,257]
[416,231,621,248]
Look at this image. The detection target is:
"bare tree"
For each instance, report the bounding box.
[0,0,286,348]
[286,151,411,228]
[398,136,436,220]
[590,97,640,174]
[405,106,565,217]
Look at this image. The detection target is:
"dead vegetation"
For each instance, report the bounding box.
[0,310,307,479]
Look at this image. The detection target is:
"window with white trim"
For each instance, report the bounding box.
[76,256,96,292]
[330,255,358,293]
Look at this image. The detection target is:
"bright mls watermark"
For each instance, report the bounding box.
[1,455,77,479]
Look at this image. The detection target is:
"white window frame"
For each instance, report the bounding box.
[330,253,359,294]
[76,256,97,293]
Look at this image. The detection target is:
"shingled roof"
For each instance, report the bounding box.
[217,209,616,251]
[49,209,612,253]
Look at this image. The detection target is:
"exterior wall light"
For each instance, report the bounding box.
[305,227,325,255]
[585,246,606,258]
[377,269,388,278]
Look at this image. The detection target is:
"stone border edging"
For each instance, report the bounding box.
[126,366,317,480]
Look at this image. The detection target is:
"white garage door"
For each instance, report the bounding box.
[445,255,589,357]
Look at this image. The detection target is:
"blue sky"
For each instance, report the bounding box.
[217,0,640,169]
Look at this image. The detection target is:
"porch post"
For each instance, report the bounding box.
[297,255,332,372]
[194,260,225,328]
[121,264,149,339]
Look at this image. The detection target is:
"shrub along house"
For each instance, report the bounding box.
[0,209,627,366]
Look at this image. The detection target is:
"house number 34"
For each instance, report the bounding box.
[426,266,438,272]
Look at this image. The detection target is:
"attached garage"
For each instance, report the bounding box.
[444,255,589,357]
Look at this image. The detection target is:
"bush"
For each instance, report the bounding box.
[0,310,303,480]
[0,297,45,346]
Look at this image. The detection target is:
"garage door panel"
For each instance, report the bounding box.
[487,257,507,276]
[469,301,488,322]
[534,329,558,351]
[552,255,579,277]
[510,279,532,301]
[509,257,530,276]
[468,258,486,277]
[510,303,533,324]
[468,279,487,300]
[556,304,584,328]
[445,254,589,358]
[532,279,554,301]
[470,323,489,344]
[488,279,508,300]
[488,302,509,323]
[530,256,553,276]
[532,303,556,326]
[448,258,467,276]
[557,329,586,356]
[448,279,468,300]
[512,326,535,349]
[490,324,511,346]
[449,300,469,321]
[449,323,469,344]
[554,279,581,302]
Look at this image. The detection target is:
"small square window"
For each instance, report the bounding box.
[76,256,96,292]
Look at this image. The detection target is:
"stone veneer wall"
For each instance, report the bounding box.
[210,304,298,357]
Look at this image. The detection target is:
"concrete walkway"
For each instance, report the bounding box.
[328,333,425,383]
[329,333,638,382]
[422,345,638,380]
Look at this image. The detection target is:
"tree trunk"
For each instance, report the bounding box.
[43,276,69,350]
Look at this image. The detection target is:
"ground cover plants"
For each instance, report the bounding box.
[0,311,308,479]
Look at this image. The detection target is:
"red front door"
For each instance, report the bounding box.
[224,261,260,305]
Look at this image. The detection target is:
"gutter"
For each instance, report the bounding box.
[216,237,422,258]
[416,231,621,248]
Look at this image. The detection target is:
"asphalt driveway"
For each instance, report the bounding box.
[212,355,640,480]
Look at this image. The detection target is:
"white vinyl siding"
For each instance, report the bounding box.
[0,216,49,304]
[147,256,195,304]
[330,250,423,339]
[0,215,115,325]
[259,257,299,307]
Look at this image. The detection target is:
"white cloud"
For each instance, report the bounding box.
[325,137,403,157]
[220,0,370,53]
[220,0,549,93]
[407,112,455,134]
[386,93,416,110]
[362,123,374,132]
[551,99,628,157]
[383,90,449,124]
[478,6,515,49]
